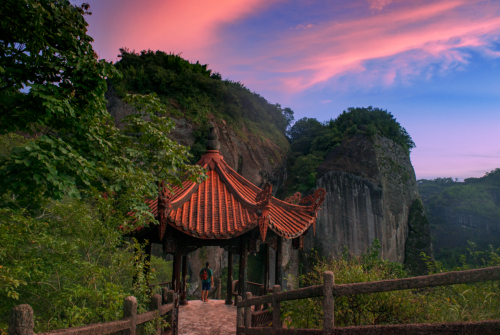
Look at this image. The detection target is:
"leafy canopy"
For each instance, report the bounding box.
[0,1,184,332]
[0,0,205,226]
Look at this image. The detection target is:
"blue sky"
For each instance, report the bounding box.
[83,0,500,180]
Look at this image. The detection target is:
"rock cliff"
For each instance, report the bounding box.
[305,134,431,271]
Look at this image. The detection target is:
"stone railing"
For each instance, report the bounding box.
[236,266,500,334]
[232,281,269,300]
[8,288,178,335]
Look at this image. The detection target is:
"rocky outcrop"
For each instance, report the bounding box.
[306,134,430,266]
[105,87,287,191]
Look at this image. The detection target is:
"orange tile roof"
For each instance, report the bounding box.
[151,150,325,240]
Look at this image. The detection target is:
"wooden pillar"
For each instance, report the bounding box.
[225,249,234,305]
[275,236,283,287]
[180,254,188,305]
[238,237,248,300]
[264,244,270,293]
[172,252,182,294]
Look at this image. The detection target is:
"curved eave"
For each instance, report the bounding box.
[150,151,318,240]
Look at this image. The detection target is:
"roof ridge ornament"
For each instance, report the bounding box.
[206,122,220,151]
[255,182,273,242]
[284,192,302,205]
[300,188,327,236]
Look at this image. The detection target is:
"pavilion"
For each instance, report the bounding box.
[130,124,326,307]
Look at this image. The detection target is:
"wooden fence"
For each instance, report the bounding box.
[148,281,172,291]
[236,266,500,335]
[8,288,178,335]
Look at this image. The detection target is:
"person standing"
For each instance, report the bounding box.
[199,262,214,302]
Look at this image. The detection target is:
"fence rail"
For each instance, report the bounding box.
[9,288,178,335]
[148,281,172,290]
[236,266,500,335]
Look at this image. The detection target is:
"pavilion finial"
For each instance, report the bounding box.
[206,122,220,151]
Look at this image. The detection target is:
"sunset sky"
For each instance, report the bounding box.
[83,0,500,181]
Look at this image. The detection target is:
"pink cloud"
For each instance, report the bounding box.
[368,0,393,11]
[87,0,279,62]
[223,0,500,93]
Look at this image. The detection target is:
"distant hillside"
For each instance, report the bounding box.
[418,169,500,267]
[109,49,292,162]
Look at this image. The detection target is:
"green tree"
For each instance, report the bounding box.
[0,0,205,226]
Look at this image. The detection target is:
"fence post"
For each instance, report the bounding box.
[272,285,281,331]
[162,289,174,334]
[8,305,34,335]
[323,271,335,334]
[244,292,253,327]
[162,288,173,304]
[173,292,179,335]
[150,294,162,335]
[123,296,137,335]
[150,293,162,311]
[236,296,244,328]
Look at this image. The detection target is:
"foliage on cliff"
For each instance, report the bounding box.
[0,2,189,333]
[418,169,500,267]
[282,241,500,329]
[284,107,415,195]
[110,49,293,153]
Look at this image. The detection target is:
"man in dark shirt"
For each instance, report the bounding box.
[199,262,214,302]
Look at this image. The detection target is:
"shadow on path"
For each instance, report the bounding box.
[179,299,237,335]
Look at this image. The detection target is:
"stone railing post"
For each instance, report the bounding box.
[236,296,244,328]
[150,294,162,335]
[162,289,174,334]
[272,285,281,331]
[244,292,253,327]
[162,288,174,304]
[323,272,335,334]
[123,296,137,335]
[8,304,34,335]
[173,292,179,335]
[150,293,162,311]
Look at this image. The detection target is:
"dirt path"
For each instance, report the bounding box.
[178,299,237,335]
